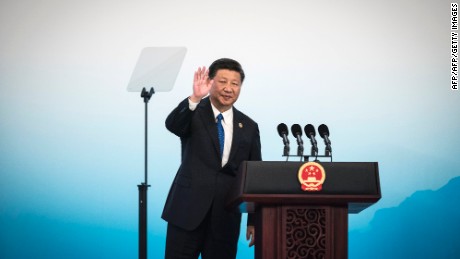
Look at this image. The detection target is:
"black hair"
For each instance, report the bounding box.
[208,58,245,83]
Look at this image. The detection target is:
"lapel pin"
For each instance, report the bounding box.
[239,123,243,128]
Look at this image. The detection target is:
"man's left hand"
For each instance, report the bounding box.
[246,225,255,247]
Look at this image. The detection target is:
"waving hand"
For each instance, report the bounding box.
[190,66,213,103]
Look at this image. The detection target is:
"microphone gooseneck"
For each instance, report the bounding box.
[304,124,318,156]
[291,124,304,156]
[318,124,332,156]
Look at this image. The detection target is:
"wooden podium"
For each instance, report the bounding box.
[227,161,381,259]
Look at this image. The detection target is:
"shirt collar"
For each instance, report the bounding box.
[211,103,233,123]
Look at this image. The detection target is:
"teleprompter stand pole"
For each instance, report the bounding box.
[138,87,154,259]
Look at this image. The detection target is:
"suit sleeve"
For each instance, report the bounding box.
[249,124,262,161]
[247,123,262,226]
[165,97,195,137]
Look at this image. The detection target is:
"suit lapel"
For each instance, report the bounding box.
[227,107,243,163]
[198,98,246,165]
[198,98,221,159]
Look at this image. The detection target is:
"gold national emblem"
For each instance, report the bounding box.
[298,162,326,191]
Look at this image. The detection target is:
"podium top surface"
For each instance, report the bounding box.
[127,47,187,92]
[228,161,381,213]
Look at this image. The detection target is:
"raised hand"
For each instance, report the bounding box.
[190,66,213,103]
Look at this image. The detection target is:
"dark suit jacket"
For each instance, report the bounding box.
[162,97,262,231]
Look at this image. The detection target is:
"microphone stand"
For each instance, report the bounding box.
[310,146,319,162]
[325,146,331,157]
[138,87,154,259]
[283,145,290,161]
[296,139,304,162]
[308,135,318,161]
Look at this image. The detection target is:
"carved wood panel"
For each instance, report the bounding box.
[284,208,327,259]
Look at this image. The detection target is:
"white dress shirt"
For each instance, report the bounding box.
[189,98,233,167]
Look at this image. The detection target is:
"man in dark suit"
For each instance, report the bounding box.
[162,58,262,258]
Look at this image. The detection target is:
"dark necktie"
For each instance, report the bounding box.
[216,113,224,158]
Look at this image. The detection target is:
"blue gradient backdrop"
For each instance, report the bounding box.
[1,0,459,258]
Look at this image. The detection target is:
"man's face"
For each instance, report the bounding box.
[209,69,242,112]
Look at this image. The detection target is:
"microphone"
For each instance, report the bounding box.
[291,124,304,156]
[304,124,318,156]
[277,123,290,156]
[318,124,332,156]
